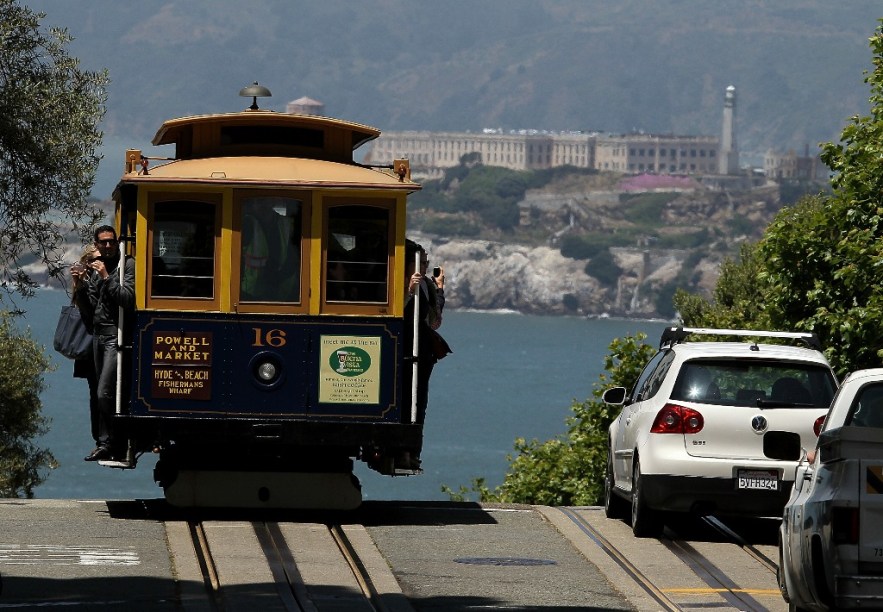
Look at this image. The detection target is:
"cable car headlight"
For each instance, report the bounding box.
[257,361,277,382]
[250,353,283,388]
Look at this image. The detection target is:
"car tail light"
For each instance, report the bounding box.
[813,415,825,437]
[832,507,859,544]
[650,403,705,434]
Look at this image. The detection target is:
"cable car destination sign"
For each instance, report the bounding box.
[151,331,212,400]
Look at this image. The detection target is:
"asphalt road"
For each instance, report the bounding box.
[0,499,786,611]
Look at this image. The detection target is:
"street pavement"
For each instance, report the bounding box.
[0,498,634,611]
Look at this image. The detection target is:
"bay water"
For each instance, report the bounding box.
[22,288,668,502]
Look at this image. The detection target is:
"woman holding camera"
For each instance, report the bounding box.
[70,245,100,455]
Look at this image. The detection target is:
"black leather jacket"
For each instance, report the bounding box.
[75,256,135,336]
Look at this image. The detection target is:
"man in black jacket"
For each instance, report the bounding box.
[76,225,135,461]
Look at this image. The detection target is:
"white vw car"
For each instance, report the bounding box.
[603,327,837,537]
[779,368,883,611]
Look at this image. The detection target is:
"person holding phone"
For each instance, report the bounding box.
[429,264,445,330]
[399,241,452,470]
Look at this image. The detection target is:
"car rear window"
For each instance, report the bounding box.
[670,359,836,408]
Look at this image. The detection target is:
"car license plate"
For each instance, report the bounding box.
[737,469,779,491]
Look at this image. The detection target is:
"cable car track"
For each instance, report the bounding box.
[188,521,223,611]
[556,507,681,611]
[251,521,312,612]
[659,535,770,611]
[329,524,384,609]
[700,515,778,575]
[186,520,383,611]
[553,507,784,611]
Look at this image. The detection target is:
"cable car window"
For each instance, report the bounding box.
[326,205,389,303]
[240,196,303,303]
[151,201,216,298]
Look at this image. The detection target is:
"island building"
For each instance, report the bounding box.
[362,129,721,180]
[763,145,828,180]
[286,87,824,181]
[286,96,324,116]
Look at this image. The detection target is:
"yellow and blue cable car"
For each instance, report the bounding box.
[105,86,422,508]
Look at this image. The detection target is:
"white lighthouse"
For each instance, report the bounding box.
[719,85,739,175]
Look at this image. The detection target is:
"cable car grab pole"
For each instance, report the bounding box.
[411,251,420,424]
[115,238,125,416]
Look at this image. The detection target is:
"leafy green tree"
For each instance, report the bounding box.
[759,24,883,376]
[495,174,528,200]
[0,312,55,497]
[445,334,655,505]
[0,2,107,495]
[1,0,108,297]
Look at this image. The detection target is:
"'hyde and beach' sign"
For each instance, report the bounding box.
[151,332,212,400]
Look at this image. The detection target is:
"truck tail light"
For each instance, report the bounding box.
[650,403,705,434]
[832,507,859,544]
[813,415,825,437]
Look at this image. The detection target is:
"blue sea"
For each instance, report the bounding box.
[22,288,668,501]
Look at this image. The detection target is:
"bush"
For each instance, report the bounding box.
[656,229,709,249]
[421,215,481,237]
[0,312,56,497]
[560,234,605,260]
[560,230,643,260]
[620,192,679,226]
[584,249,622,287]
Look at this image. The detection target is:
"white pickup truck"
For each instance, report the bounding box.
[779,368,883,611]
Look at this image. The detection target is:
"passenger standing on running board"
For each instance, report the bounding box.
[77,225,135,462]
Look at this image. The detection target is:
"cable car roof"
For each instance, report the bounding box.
[150,111,381,164]
[125,155,420,191]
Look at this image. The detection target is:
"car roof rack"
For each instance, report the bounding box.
[660,326,821,351]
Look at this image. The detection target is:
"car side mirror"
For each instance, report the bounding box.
[602,386,627,405]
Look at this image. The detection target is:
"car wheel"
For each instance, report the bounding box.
[604,448,629,520]
[631,458,664,538]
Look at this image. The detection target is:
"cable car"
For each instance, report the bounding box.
[102,84,423,509]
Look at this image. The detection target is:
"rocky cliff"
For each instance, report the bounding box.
[418,235,602,316]
[415,233,717,318]
[413,175,804,318]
